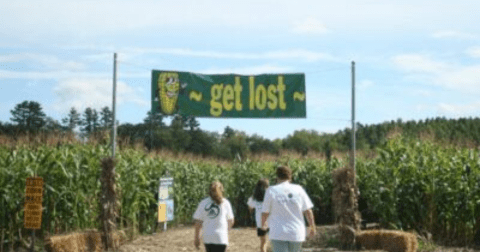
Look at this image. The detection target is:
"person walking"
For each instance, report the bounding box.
[247,178,270,252]
[260,166,316,252]
[193,181,235,252]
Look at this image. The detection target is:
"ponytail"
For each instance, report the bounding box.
[209,181,224,205]
[253,178,269,202]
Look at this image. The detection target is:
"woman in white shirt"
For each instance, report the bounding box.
[247,178,270,252]
[260,166,317,252]
[193,181,235,252]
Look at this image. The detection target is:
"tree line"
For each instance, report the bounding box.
[1,100,480,159]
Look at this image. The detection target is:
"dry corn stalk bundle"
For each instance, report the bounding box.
[99,157,118,251]
[44,230,126,252]
[332,167,361,249]
[354,229,418,252]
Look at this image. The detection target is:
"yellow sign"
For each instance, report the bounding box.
[25,177,43,204]
[158,203,167,222]
[24,203,42,229]
[24,177,43,229]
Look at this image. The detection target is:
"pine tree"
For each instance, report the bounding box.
[186,116,200,132]
[100,106,114,130]
[62,107,81,131]
[143,110,165,128]
[81,107,98,135]
[10,100,46,133]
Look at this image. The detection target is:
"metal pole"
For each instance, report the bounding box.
[150,111,153,151]
[30,230,34,252]
[112,53,117,157]
[351,61,356,184]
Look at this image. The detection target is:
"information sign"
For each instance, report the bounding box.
[158,176,174,222]
[24,177,43,229]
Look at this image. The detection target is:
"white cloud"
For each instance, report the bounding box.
[0,69,109,79]
[358,79,374,90]
[392,54,450,74]
[440,65,480,91]
[414,104,430,112]
[292,18,328,35]
[432,30,478,40]
[198,64,293,75]
[123,47,339,62]
[0,53,85,71]
[3,0,479,41]
[52,78,148,113]
[465,47,480,58]
[411,89,433,97]
[437,102,480,116]
[392,54,480,94]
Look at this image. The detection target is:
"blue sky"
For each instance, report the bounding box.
[1,0,479,140]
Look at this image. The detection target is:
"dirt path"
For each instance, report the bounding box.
[118,226,479,252]
[119,226,260,252]
[118,226,380,252]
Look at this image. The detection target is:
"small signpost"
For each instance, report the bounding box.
[158,175,174,231]
[24,177,43,252]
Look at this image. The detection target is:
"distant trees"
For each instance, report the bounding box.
[100,106,113,130]
[283,130,324,156]
[81,107,100,135]
[2,100,480,159]
[10,100,46,133]
[62,107,81,132]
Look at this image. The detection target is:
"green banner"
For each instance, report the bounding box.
[151,70,306,118]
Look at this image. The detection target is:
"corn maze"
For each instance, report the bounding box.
[0,136,479,251]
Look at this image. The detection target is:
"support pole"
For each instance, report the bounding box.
[351,61,356,185]
[112,53,118,158]
[30,230,34,252]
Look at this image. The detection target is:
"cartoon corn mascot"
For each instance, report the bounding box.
[157,72,180,115]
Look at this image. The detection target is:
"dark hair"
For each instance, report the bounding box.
[209,181,224,205]
[253,178,270,202]
[276,165,292,181]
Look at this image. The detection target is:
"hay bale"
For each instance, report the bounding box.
[354,229,418,252]
[408,232,418,252]
[84,230,103,252]
[380,231,409,252]
[45,233,84,252]
[355,230,381,250]
[44,230,126,252]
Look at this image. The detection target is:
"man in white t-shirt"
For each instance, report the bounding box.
[261,166,316,252]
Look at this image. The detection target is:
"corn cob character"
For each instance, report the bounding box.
[156,72,187,115]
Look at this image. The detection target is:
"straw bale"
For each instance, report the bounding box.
[354,229,417,252]
[45,233,83,252]
[44,230,126,252]
[355,230,381,250]
[408,232,418,252]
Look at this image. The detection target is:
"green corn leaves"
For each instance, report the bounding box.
[0,136,479,248]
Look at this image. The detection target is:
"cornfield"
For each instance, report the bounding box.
[0,136,479,250]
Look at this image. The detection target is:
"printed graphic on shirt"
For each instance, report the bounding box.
[275,190,301,205]
[205,203,220,219]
